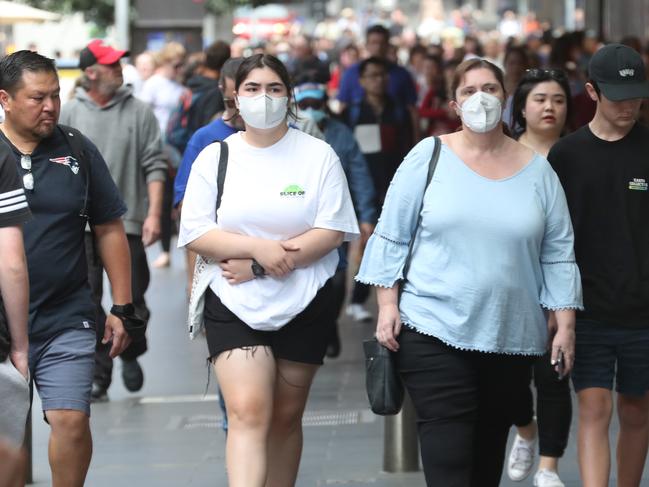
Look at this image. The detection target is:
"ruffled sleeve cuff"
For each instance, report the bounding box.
[540,261,584,310]
[354,231,410,288]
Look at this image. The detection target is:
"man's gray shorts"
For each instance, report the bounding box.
[29,328,95,416]
[0,357,30,447]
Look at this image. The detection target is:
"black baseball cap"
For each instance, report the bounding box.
[589,43,649,101]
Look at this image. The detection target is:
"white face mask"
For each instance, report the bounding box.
[237,93,288,129]
[458,91,503,133]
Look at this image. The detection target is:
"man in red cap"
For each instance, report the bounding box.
[549,43,649,487]
[79,39,129,70]
[60,40,166,402]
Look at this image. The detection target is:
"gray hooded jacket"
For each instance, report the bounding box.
[60,86,166,235]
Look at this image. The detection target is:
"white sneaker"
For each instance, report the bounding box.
[533,469,565,487]
[346,303,373,322]
[507,433,536,481]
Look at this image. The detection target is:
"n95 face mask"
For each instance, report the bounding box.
[237,93,288,130]
[301,107,326,124]
[459,91,503,133]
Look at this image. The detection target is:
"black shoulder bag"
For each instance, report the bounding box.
[363,136,442,416]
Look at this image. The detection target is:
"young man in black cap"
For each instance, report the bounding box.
[548,43,649,487]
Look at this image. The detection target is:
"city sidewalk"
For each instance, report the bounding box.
[26,246,648,486]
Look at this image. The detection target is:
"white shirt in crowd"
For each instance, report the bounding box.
[178,127,360,330]
[139,73,184,136]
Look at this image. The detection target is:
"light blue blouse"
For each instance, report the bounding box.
[356,137,583,355]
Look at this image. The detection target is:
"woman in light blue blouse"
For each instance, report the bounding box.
[356,58,583,486]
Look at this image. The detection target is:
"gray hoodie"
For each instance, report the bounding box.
[60,86,167,235]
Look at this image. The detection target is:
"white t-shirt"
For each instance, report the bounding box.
[178,128,359,330]
[139,73,184,136]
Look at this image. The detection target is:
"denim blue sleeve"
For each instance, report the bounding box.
[174,134,203,207]
[346,138,377,224]
[538,166,584,310]
[355,136,438,287]
[332,123,377,224]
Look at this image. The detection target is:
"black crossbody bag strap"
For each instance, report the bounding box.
[400,136,441,291]
[215,140,229,220]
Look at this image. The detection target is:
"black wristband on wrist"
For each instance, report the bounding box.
[110,303,135,317]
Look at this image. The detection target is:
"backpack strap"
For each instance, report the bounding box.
[58,124,90,221]
[215,140,228,221]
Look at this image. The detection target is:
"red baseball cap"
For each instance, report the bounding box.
[79,39,129,70]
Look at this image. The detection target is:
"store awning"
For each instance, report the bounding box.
[0,1,60,24]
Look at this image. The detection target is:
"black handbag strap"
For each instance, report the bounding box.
[401,136,441,288]
[215,140,228,222]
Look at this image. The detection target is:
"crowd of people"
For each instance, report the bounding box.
[1,11,649,487]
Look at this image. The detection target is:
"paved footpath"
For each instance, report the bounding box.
[27,246,649,486]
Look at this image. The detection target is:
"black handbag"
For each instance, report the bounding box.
[363,337,404,415]
[362,136,441,416]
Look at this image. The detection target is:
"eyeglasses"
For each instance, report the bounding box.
[21,154,34,191]
[524,68,567,81]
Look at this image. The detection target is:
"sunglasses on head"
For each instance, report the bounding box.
[524,68,567,82]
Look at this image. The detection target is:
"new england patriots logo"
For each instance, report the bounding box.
[49,155,80,174]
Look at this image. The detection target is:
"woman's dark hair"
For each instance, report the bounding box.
[0,50,57,95]
[450,58,505,101]
[503,46,532,73]
[511,68,573,138]
[234,53,296,120]
[464,35,484,57]
[424,55,448,102]
[549,33,582,70]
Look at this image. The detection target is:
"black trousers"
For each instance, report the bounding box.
[327,267,347,344]
[159,172,175,253]
[85,233,150,389]
[350,280,370,305]
[511,351,572,457]
[396,327,535,487]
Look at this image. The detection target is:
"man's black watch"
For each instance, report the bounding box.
[110,303,147,340]
[251,259,266,278]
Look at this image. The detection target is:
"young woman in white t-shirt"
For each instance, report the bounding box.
[178,54,359,487]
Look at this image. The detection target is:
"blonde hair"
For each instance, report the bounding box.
[155,42,186,66]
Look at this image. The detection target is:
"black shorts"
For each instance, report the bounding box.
[204,280,333,365]
[571,319,649,396]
